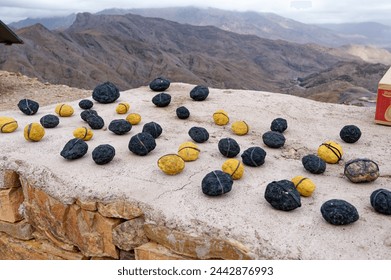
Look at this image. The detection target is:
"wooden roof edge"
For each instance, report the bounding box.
[0,20,24,45]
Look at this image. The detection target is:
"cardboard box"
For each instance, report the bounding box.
[375,67,391,125]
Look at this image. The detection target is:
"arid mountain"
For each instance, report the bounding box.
[1,12,388,105]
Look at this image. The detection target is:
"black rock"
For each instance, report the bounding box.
[344,158,379,183]
[92,81,120,104]
[340,125,362,143]
[190,85,209,101]
[370,189,391,215]
[262,131,286,148]
[79,99,94,110]
[149,77,170,92]
[40,114,59,128]
[128,132,156,156]
[320,199,359,225]
[60,138,88,160]
[176,106,190,119]
[108,119,132,135]
[80,109,98,121]
[264,180,301,211]
[188,126,209,143]
[86,114,105,130]
[270,118,288,133]
[142,121,162,139]
[302,154,326,174]
[17,99,39,115]
[152,92,171,107]
[241,147,266,167]
[202,170,233,196]
[218,138,240,158]
[92,144,116,165]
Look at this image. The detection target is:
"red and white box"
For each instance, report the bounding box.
[375,67,391,126]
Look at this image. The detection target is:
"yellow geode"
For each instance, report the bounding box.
[291,176,316,197]
[0,116,18,133]
[158,154,185,175]
[178,142,200,161]
[126,113,142,125]
[213,109,229,126]
[222,159,244,180]
[116,102,130,114]
[318,141,343,164]
[55,103,74,117]
[24,123,45,142]
[73,127,93,141]
[231,120,249,136]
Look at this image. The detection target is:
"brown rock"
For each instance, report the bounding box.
[135,242,195,260]
[2,170,22,189]
[144,224,253,260]
[22,181,121,258]
[97,200,143,219]
[76,199,97,211]
[120,250,136,260]
[112,218,149,250]
[0,187,24,222]
[0,232,87,260]
[0,219,34,240]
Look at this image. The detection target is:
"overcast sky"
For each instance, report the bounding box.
[1,0,391,25]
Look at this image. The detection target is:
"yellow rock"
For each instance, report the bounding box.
[126,113,142,125]
[178,142,200,161]
[213,109,229,126]
[222,159,244,180]
[73,126,93,141]
[116,102,130,114]
[24,123,45,142]
[317,141,343,164]
[231,120,249,136]
[157,154,185,175]
[55,103,74,117]
[291,176,316,197]
[0,116,18,133]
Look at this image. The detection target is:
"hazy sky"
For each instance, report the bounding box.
[1,0,391,25]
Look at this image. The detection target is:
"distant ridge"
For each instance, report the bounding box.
[9,6,391,47]
[2,12,388,105]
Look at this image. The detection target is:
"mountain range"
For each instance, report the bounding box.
[1,9,390,105]
[10,6,391,48]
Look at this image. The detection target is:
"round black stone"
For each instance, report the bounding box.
[108,119,132,135]
[17,99,39,115]
[262,131,286,148]
[92,81,120,104]
[190,85,209,101]
[188,126,209,143]
[149,77,170,92]
[80,109,98,122]
[92,144,116,165]
[370,189,391,215]
[176,106,190,119]
[152,92,171,107]
[241,147,267,167]
[264,180,301,211]
[201,170,233,196]
[79,99,94,110]
[270,118,288,133]
[340,125,361,143]
[60,138,88,160]
[302,154,326,174]
[128,132,156,156]
[142,121,163,139]
[40,114,60,128]
[218,138,240,158]
[320,199,359,225]
[86,114,105,130]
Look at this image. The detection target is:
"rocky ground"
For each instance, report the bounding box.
[0,71,90,111]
